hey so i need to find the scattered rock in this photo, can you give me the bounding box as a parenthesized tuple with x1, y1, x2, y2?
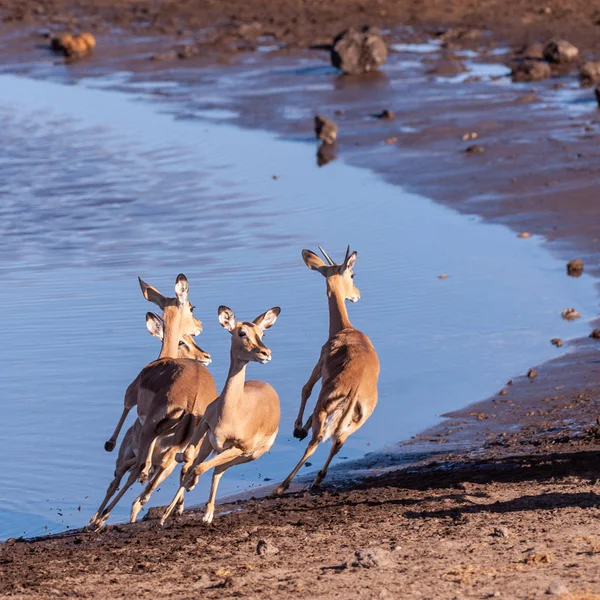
(543, 40, 579, 64)
(547, 581, 569, 596)
(347, 548, 395, 569)
(256, 539, 279, 556)
(374, 109, 394, 120)
(499, 388, 508, 396)
(511, 60, 551, 82)
(566, 258, 584, 276)
(176, 44, 197, 59)
(384, 136, 398, 145)
(50, 32, 96, 59)
(595, 84, 600, 107)
(465, 144, 484, 154)
(528, 368, 537, 379)
(314, 115, 338, 144)
(551, 338, 563, 348)
(523, 551, 552, 564)
(517, 232, 531, 238)
(561, 308, 581, 321)
(491, 526, 510, 538)
(589, 329, 600, 339)
(462, 132, 478, 141)
(427, 58, 467, 77)
(579, 62, 600, 86)
(330, 26, 387, 75)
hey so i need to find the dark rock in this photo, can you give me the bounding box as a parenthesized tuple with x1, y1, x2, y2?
(543, 40, 579, 64)
(528, 368, 537, 379)
(257, 539, 279, 556)
(347, 548, 395, 569)
(511, 60, 551, 82)
(589, 329, 600, 339)
(465, 144, 485, 154)
(374, 109, 394, 120)
(491, 526, 510, 538)
(515, 42, 544, 60)
(579, 62, 600, 86)
(567, 258, 584, 276)
(330, 26, 387, 75)
(551, 338, 564, 348)
(595, 84, 600, 107)
(314, 115, 338, 144)
(176, 44, 197, 59)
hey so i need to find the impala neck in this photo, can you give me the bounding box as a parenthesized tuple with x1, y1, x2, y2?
(158, 314, 182, 359)
(220, 350, 248, 408)
(328, 289, 352, 338)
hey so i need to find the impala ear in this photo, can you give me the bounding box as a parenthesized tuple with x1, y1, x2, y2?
(174, 274, 189, 304)
(139, 277, 167, 309)
(218, 306, 236, 332)
(145, 312, 164, 339)
(254, 307, 281, 331)
(302, 250, 327, 274)
(340, 251, 357, 274)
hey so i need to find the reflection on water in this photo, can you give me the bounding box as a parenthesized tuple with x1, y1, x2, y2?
(0, 74, 597, 539)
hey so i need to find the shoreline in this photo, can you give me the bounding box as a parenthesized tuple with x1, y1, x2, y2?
(2, 3, 600, 597)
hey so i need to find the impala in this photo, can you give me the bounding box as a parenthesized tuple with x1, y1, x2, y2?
(161, 305, 281, 525)
(276, 246, 379, 494)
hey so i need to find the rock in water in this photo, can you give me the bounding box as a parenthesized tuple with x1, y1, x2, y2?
(579, 62, 600, 86)
(595, 84, 600, 107)
(511, 60, 551, 82)
(314, 115, 338, 144)
(566, 258, 584, 276)
(331, 26, 387, 75)
(50, 32, 96, 59)
(543, 40, 579, 64)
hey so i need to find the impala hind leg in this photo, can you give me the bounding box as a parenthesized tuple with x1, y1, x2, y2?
(161, 446, 243, 526)
(105, 407, 132, 452)
(130, 460, 177, 523)
(311, 433, 348, 489)
(276, 409, 327, 495)
(89, 456, 136, 526)
(203, 455, 252, 524)
(94, 464, 142, 530)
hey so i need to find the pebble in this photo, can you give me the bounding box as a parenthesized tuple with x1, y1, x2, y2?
(517, 232, 532, 238)
(551, 338, 563, 348)
(561, 308, 581, 320)
(566, 258, 584, 276)
(527, 368, 537, 379)
(547, 581, 569, 596)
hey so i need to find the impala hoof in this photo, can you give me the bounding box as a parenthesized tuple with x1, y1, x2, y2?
(293, 427, 308, 440)
(175, 452, 185, 463)
(104, 440, 116, 452)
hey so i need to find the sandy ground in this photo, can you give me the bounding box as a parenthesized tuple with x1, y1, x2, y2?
(2, 0, 600, 598)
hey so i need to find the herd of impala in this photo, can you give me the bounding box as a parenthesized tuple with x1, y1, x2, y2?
(88, 245, 380, 530)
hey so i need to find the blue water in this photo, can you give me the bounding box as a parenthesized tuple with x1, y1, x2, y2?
(0, 73, 597, 539)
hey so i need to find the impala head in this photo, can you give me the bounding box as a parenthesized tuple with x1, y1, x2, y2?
(138, 273, 202, 339)
(302, 245, 359, 302)
(145, 312, 212, 365)
(218, 305, 281, 364)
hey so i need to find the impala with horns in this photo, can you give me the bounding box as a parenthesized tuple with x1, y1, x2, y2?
(90, 274, 217, 529)
(276, 245, 379, 494)
(89, 311, 212, 528)
(104, 277, 208, 453)
(161, 305, 281, 526)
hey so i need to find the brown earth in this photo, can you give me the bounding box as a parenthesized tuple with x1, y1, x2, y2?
(2, 0, 600, 598)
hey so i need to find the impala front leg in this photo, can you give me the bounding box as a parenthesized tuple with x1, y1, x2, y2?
(294, 361, 321, 439)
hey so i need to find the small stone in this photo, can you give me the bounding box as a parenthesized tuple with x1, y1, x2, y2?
(384, 137, 398, 145)
(511, 60, 551, 82)
(590, 329, 600, 339)
(438, 274, 449, 279)
(499, 388, 508, 396)
(272, 175, 279, 180)
(462, 132, 478, 141)
(314, 115, 338, 144)
(257, 539, 279, 556)
(528, 368, 537, 379)
(347, 548, 395, 569)
(595, 84, 600, 107)
(543, 40, 579, 64)
(515, 42, 545, 60)
(331, 26, 388, 75)
(566, 258, 584, 276)
(561, 308, 581, 321)
(547, 581, 569, 596)
(465, 144, 484, 154)
(517, 232, 532, 238)
(491, 526, 510, 538)
(151, 52, 178, 61)
(551, 338, 563, 348)
(374, 109, 394, 120)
